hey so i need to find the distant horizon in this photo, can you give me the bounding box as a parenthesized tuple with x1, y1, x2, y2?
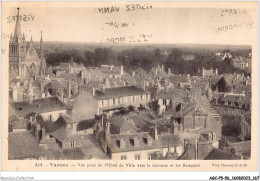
(31, 40, 252, 48)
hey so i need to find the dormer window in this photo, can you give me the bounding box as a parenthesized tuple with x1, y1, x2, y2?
(208, 133, 212, 141)
(130, 137, 140, 147)
(18, 106, 23, 111)
(143, 136, 152, 146)
(212, 132, 217, 141)
(116, 138, 125, 149)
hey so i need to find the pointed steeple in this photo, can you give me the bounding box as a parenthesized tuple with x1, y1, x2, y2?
(39, 31, 44, 58)
(14, 7, 22, 42)
(29, 35, 34, 48)
(40, 31, 43, 52)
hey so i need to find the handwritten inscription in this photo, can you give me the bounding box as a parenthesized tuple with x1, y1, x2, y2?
(101, 34, 152, 44)
(1, 33, 11, 39)
(98, 6, 119, 14)
(6, 14, 35, 23)
(104, 22, 129, 28)
(220, 9, 247, 16)
(97, 3, 153, 14)
(2, 48, 6, 55)
(213, 21, 255, 33)
(126, 3, 153, 11)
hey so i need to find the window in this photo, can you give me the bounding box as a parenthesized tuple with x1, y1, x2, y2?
(135, 154, 141, 160)
(212, 132, 216, 141)
(121, 155, 127, 160)
(133, 96, 135, 102)
(208, 133, 212, 141)
(70, 142, 75, 148)
(101, 100, 104, 107)
(148, 154, 153, 160)
(163, 99, 166, 105)
(113, 99, 116, 105)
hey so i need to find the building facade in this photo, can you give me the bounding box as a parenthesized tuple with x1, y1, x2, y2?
(9, 8, 47, 81)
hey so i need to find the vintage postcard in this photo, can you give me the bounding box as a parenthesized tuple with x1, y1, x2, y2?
(1, 1, 258, 172)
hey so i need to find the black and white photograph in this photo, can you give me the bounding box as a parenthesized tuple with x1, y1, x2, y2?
(1, 1, 258, 174)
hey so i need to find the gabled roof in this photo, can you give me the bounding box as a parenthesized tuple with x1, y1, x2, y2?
(12, 118, 28, 130)
(94, 86, 149, 100)
(110, 116, 139, 134)
(109, 133, 182, 153)
(50, 127, 70, 142)
(169, 75, 188, 87)
(8, 131, 46, 159)
(205, 149, 239, 160)
(11, 96, 67, 117)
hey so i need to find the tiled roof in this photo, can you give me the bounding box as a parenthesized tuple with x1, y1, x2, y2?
(179, 144, 196, 160)
(169, 75, 188, 87)
(204, 149, 239, 160)
(8, 131, 46, 159)
(11, 96, 67, 117)
(12, 118, 28, 129)
(109, 133, 182, 153)
(45, 81, 66, 90)
(110, 116, 139, 134)
(94, 86, 149, 100)
(49, 127, 70, 142)
(220, 95, 249, 104)
(60, 113, 76, 124)
(36, 115, 59, 133)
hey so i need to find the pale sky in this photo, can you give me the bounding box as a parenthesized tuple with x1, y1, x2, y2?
(5, 2, 257, 45)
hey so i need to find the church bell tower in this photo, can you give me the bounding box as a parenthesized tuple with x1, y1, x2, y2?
(9, 7, 27, 80)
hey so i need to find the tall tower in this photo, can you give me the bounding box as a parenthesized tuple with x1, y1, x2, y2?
(39, 31, 44, 58)
(9, 7, 27, 80)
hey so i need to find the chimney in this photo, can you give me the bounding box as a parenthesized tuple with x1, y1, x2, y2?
(101, 115, 104, 128)
(162, 64, 164, 71)
(29, 95, 33, 105)
(35, 124, 41, 141)
(72, 123, 77, 134)
(168, 68, 171, 75)
(180, 103, 183, 117)
(215, 68, 218, 75)
(41, 127, 46, 143)
(154, 125, 158, 140)
(67, 81, 71, 98)
(120, 65, 124, 76)
(132, 71, 135, 77)
(41, 92, 45, 98)
(187, 74, 190, 81)
(143, 80, 146, 90)
(92, 86, 95, 96)
(106, 121, 111, 135)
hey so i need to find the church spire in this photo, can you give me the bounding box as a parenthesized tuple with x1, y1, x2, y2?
(39, 31, 44, 58)
(14, 7, 22, 42)
(40, 31, 43, 51)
